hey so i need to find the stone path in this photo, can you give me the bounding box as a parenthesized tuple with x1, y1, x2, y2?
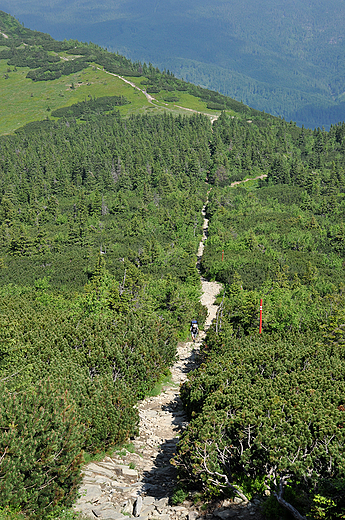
(74, 195, 263, 520)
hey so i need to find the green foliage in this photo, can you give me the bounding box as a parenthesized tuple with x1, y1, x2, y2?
(175, 325, 345, 516)
(172, 113, 345, 519)
(0, 16, 345, 519)
(171, 488, 189, 505)
(0, 380, 84, 517)
(0, 109, 209, 516)
(26, 58, 89, 81)
(308, 480, 345, 519)
(201, 114, 345, 293)
(0, 506, 26, 520)
(51, 95, 130, 119)
(4, 3, 345, 127)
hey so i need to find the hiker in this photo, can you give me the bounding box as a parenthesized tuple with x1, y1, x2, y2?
(190, 319, 199, 342)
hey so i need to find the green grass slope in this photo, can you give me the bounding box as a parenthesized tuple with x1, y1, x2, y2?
(1, 1, 345, 128)
(0, 10, 274, 135)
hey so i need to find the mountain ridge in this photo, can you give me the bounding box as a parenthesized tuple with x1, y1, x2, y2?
(0, 10, 275, 136)
(1, 0, 345, 128)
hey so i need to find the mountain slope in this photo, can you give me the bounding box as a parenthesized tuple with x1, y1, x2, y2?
(0, 12, 345, 520)
(1, 0, 345, 128)
(0, 11, 274, 135)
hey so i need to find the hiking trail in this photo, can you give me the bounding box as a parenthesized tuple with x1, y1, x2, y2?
(74, 192, 263, 520)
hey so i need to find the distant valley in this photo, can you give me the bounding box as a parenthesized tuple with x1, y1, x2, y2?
(1, 0, 345, 128)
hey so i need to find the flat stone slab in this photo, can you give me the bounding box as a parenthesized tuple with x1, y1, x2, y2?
(101, 512, 127, 520)
(97, 462, 121, 473)
(88, 463, 118, 479)
(95, 476, 113, 484)
(214, 510, 237, 519)
(76, 484, 102, 502)
(112, 485, 133, 493)
(92, 506, 128, 519)
(142, 496, 155, 506)
(154, 497, 169, 509)
(122, 467, 138, 481)
(141, 505, 156, 516)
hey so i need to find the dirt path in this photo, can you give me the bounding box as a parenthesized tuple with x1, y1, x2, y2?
(96, 69, 219, 124)
(173, 105, 219, 124)
(197, 192, 222, 331)
(97, 68, 157, 104)
(230, 174, 267, 187)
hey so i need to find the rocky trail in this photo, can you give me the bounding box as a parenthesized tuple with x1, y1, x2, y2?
(75, 196, 264, 520)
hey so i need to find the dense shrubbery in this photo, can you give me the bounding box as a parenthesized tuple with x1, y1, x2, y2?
(0, 260, 180, 449)
(0, 111, 211, 287)
(7, 48, 60, 68)
(208, 112, 345, 187)
(176, 315, 345, 518)
(26, 58, 89, 81)
(176, 219, 345, 517)
(0, 381, 84, 517)
(0, 111, 210, 516)
(174, 115, 345, 519)
(201, 184, 344, 291)
(51, 96, 130, 119)
(1, 19, 345, 517)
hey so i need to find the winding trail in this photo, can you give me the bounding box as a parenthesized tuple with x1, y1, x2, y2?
(74, 194, 222, 520)
(73, 106, 266, 517)
(173, 105, 219, 124)
(97, 68, 156, 104)
(96, 68, 219, 123)
(74, 184, 265, 520)
(230, 174, 267, 187)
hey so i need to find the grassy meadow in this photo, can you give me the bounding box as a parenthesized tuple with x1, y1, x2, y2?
(0, 56, 224, 135)
(0, 62, 156, 134)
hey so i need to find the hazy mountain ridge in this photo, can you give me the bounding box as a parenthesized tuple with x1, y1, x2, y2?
(0, 10, 275, 135)
(1, 0, 345, 127)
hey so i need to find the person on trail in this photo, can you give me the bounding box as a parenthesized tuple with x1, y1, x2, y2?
(190, 319, 199, 342)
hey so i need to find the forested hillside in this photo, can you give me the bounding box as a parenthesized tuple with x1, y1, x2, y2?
(0, 12, 344, 520)
(2, 0, 345, 128)
(175, 114, 345, 519)
(0, 110, 211, 517)
(0, 10, 266, 135)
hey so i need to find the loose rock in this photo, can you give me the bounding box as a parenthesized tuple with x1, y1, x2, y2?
(133, 496, 143, 517)
(74, 197, 263, 520)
